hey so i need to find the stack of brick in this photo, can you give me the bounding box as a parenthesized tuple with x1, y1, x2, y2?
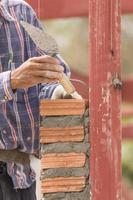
(40, 99, 89, 200)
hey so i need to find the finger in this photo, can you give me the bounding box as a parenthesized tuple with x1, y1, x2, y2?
(33, 63, 64, 72)
(33, 76, 59, 84)
(31, 70, 63, 80)
(30, 55, 59, 65)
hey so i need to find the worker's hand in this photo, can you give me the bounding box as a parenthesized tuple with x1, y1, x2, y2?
(11, 55, 64, 90)
(51, 85, 82, 99)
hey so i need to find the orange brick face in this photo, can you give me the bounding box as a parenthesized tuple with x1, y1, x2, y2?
(40, 126, 84, 143)
(41, 177, 86, 193)
(41, 153, 86, 169)
(40, 99, 85, 116)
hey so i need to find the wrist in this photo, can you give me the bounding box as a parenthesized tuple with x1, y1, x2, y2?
(10, 71, 18, 90)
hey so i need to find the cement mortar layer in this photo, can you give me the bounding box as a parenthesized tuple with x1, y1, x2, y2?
(41, 109, 89, 129)
(41, 140, 89, 155)
(42, 185, 90, 200)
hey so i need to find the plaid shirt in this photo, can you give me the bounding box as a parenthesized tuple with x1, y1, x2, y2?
(0, 0, 70, 189)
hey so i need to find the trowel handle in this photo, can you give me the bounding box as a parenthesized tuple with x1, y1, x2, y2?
(59, 74, 76, 95)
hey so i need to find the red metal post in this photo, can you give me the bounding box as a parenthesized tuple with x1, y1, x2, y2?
(27, 0, 88, 19)
(27, 0, 133, 19)
(89, 0, 122, 200)
(122, 0, 133, 14)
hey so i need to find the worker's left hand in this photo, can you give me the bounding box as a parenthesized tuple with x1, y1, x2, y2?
(51, 85, 82, 99)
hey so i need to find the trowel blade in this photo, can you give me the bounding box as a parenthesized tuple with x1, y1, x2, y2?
(20, 20, 59, 56)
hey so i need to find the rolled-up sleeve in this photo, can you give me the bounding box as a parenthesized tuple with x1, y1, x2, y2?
(0, 71, 14, 103)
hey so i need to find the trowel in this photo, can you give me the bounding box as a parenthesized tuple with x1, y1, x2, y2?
(20, 20, 82, 99)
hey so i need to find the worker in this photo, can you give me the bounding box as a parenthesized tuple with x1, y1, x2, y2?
(0, 0, 81, 199)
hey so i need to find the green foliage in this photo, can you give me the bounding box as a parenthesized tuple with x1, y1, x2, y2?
(122, 141, 133, 185)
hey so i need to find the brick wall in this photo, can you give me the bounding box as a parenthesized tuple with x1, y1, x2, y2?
(40, 99, 89, 200)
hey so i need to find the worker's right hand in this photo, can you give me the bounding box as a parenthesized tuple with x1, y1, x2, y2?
(11, 55, 64, 90)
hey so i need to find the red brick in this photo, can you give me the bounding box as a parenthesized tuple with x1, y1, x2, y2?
(41, 153, 86, 169)
(40, 99, 85, 116)
(41, 176, 86, 193)
(40, 126, 84, 143)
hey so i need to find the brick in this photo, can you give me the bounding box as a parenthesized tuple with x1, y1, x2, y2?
(41, 176, 86, 193)
(40, 99, 85, 116)
(41, 153, 86, 169)
(40, 126, 84, 143)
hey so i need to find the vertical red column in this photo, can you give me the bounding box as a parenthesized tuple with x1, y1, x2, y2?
(27, 0, 39, 17)
(89, 0, 121, 200)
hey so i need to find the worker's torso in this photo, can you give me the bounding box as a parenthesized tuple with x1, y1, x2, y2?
(0, 1, 40, 155)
